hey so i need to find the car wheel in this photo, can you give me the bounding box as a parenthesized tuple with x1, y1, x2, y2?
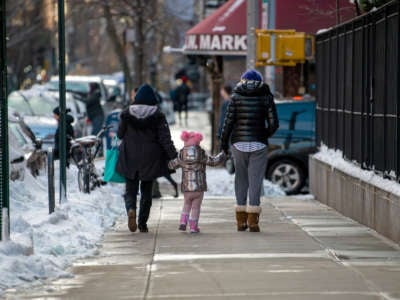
(266, 159, 305, 195)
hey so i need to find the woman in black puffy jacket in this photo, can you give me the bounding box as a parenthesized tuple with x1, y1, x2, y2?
(220, 69, 279, 233)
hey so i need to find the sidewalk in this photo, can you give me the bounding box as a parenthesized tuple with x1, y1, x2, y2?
(5, 195, 400, 299)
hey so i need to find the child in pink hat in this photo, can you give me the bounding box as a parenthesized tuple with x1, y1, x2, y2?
(169, 131, 225, 233)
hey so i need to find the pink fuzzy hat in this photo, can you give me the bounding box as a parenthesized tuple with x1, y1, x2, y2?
(180, 131, 203, 146)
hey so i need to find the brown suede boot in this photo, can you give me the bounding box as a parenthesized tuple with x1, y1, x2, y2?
(128, 209, 137, 232)
(235, 205, 248, 231)
(247, 206, 262, 232)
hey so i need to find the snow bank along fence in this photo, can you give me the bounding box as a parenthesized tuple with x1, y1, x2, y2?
(312, 0, 400, 243)
(316, 0, 400, 180)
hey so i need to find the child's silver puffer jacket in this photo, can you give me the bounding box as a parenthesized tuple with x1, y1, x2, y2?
(169, 145, 225, 192)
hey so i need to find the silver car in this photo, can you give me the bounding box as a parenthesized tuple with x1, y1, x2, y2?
(8, 90, 58, 150)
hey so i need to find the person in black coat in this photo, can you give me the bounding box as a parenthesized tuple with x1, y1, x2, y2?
(53, 106, 75, 165)
(220, 69, 279, 233)
(85, 82, 105, 135)
(116, 83, 177, 233)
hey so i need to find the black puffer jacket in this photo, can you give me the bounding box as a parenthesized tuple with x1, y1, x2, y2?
(220, 80, 279, 152)
(116, 105, 177, 181)
(54, 113, 75, 159)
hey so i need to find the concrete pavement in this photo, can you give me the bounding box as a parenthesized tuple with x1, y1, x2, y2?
(5, 194, 400, 299)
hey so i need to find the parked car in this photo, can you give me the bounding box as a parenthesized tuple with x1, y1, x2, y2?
(8, 90, 58, 150)
(225, 99, 316, 195)
(47, 75, 116, 115)
(8, 110, 47, 179)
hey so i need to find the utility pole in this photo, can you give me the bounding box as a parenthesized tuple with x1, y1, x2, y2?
(58, 0, 67, 203)
(247, 0, 259, 69)
(0, 0, 9, 241)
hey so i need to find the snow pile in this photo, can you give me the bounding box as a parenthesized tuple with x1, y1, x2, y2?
(0, 164, 125, 295)
(313, 145, 400, 196)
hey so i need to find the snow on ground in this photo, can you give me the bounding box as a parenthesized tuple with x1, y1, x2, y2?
(1, 158, 284, 295)
(313, 144, 400, 196)
(0, 163, 125, 295)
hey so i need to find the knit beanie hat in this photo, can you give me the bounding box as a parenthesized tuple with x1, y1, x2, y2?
(134, 83, 158, 106)
(53, 106, 71, 115)
(241, 69, 263, 82)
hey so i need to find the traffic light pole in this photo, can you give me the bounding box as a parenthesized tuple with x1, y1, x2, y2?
(246, 0, 259, 69)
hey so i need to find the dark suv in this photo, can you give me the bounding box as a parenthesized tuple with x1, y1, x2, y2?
(225, 99, 316, 195)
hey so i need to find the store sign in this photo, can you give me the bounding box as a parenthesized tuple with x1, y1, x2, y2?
(185, 34, 247, 51)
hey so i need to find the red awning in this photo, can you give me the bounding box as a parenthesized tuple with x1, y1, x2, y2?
(184, 0, 260, 56)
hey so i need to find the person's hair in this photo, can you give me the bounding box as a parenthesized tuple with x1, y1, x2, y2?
(89, 82, 100, 93)
(223, 85, 232, 95)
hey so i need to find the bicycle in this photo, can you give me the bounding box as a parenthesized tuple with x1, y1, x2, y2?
(70, 126, 110, 193)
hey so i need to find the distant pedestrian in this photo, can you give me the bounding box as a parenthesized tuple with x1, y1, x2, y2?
(169, 131, 225, 233)
(116, 83, 177, 233)
(217, 84, 233, 139)
(220, 69, 279, 232)
(174, 76, 191, 126)
(85, 82, 105, 135)
(53, 107, 75, 166)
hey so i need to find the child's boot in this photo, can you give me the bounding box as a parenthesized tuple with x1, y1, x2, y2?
(179, 213, 189, 231)
(189, 219, 200, 233)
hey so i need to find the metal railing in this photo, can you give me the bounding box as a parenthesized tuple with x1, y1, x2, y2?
(316, 0, 400, 180)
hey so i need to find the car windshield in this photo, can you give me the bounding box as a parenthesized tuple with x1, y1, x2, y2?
(28, 95, 56, 115)
(8, 93, 32, 115)
(9, 122, 28, 148)
(48, 80, 89, 94)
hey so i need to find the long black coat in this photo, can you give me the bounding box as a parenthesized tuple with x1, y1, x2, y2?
(116, 105, 177, 181)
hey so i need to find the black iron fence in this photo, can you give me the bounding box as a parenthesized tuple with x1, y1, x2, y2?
(316, 0, 400, 180)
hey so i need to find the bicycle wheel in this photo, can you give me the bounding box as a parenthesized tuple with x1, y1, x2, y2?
(78, 166, 91, 193)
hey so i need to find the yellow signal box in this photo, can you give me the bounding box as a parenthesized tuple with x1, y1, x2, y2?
(275, 32, 315, 63)
(255, 29, 315, 66)
(256, 30, 271, 66)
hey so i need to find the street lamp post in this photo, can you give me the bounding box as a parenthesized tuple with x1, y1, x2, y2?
(58, 0, 67, 203)
(247, 0, 259, 69)
(0, 0, 9, 241)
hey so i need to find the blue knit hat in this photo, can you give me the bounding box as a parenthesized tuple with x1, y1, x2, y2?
(134, 84, 158, 105)
(241, 69, 263, 82)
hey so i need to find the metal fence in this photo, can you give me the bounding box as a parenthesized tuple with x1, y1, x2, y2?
(316, 0, 400, 180)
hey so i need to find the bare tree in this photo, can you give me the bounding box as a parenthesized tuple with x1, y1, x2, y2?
(6, 0, 53, 88)
(68, 0, 185, 90)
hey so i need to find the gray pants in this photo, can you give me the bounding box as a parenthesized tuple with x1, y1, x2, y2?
(232, 146, 268, 206)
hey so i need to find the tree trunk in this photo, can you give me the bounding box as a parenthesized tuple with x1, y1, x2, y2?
(209, 56, 223, 154)
(102, 2, 133, 98)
